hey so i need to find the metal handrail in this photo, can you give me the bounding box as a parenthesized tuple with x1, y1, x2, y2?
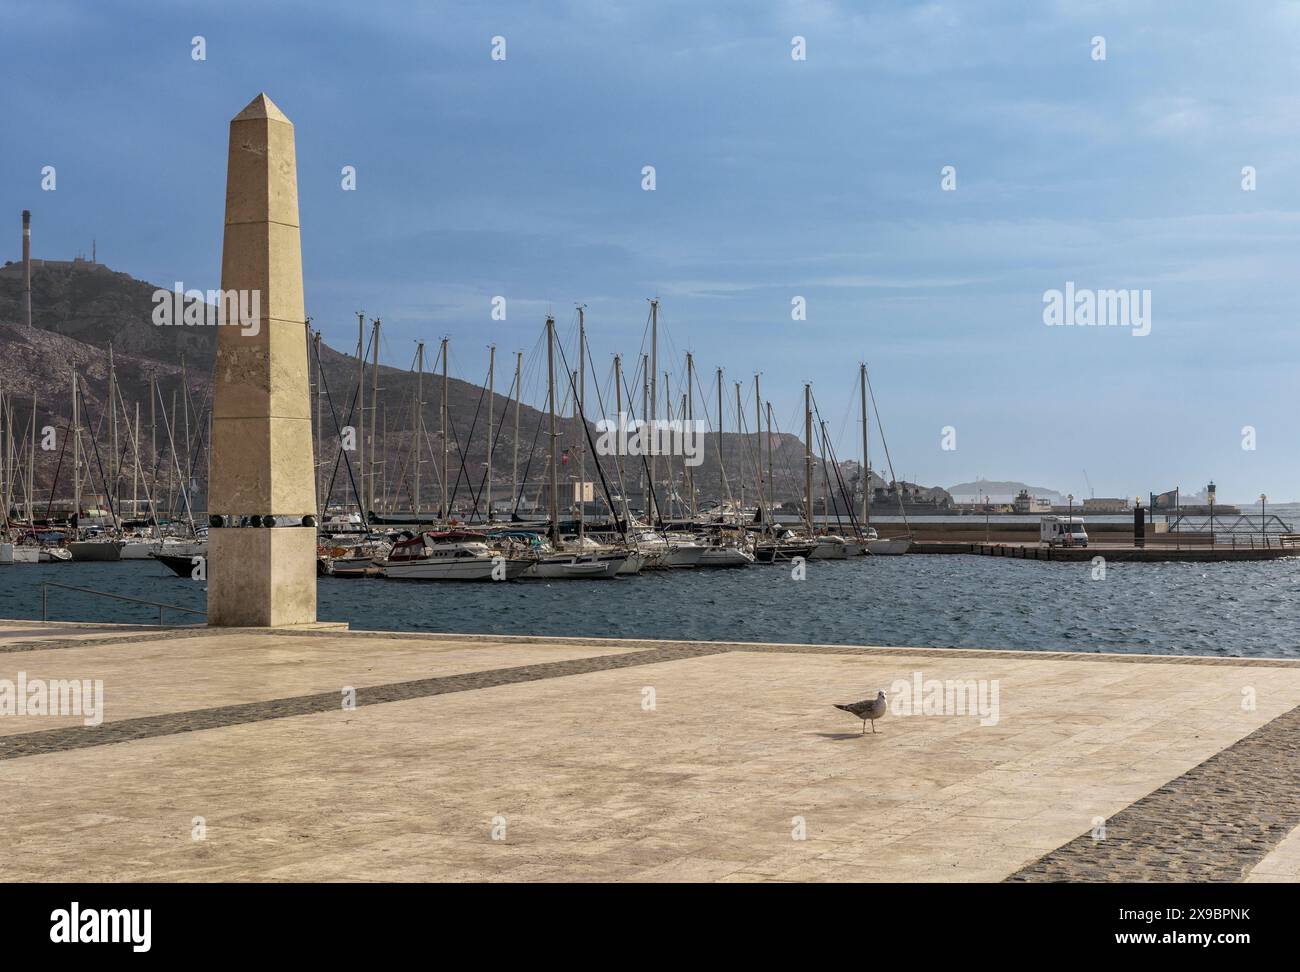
(40, 582, 207, 626)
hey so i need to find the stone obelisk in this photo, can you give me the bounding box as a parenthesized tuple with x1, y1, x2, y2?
(208, 93, 317, 626)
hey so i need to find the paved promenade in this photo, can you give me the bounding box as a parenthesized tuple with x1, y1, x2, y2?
(2, 620, 1298, 882)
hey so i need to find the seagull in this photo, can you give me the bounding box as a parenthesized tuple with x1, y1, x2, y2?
(834, 691, 888, 734)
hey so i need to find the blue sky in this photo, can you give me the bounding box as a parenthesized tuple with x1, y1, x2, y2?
(3, 0, 1299, 502)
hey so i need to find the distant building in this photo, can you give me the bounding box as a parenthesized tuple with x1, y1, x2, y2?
(1082, 497, 1130, 513)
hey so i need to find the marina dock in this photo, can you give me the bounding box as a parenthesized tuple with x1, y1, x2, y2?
(914, 541, 1300, 562)
(3, 619, 1299, 882)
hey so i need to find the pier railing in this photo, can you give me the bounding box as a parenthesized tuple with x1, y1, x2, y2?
(1218, 533, 1300, 550)
(40, 582, 207, 626)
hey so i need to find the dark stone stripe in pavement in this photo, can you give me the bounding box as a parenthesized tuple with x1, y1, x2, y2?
(0, 628, 222, 654)
(1006, 702, 1300, 883)
(0, 643, 729, 761)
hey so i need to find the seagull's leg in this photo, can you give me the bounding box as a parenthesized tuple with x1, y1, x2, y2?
(871, 719, 877, 733)
(861, 719, 866, 734)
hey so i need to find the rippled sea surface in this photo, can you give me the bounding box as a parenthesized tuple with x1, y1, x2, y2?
(4, 555, 1299, 659)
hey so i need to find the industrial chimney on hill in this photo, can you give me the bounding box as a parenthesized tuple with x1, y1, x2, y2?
(22, 210, 32, 328)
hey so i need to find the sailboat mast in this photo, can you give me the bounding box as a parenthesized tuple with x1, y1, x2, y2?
(572, 368, 581, 538)
(132, 401, 140, 521)
(487, 343, 495, 519)
(860, 362, 870, 529)
(414, 340, 424, 525)
(368, 318, 381, 518)
(0, 392, 8, 531)
(512, 351, 521, 517)
(753, 374, 763, 521)
(686, 352, 696, 522)
(440, 336, 449, 524)
(380, 403, 388, 513)
(180, 351, 190, 506)
(665, 371, 673, 519)
(715, 367, 723, 520)
(168, 387, 177, 516)
(614, 353, 623, 512)
(734, 381, 743, 511)
(355, 312, 365, 516)
(71, 367, 80, 533)
(313, 330, 322, 512)
(545, 317, 560, 546)
(648, 299, 658, 525)
(641, 354, 649, 506)
(149, 373, 156, 507)
(108, 345, 118, 513)
(820, 419, 831, 526)
(765, 400, 774, 521)
(804, 383, 814, 535)
(0, 392, 8, 529)
(27, 390, 35, 525)
(576, 308, 585, 543)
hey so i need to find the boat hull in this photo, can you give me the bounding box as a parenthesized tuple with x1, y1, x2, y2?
(810, 541, 852, 559)
(697, 546, 755, 567)
(67, 540, 124, 562)
(380, 557, 531, 581)
(0, 544, 40, 565)
(667, 545, 705, 568)
(867, 538, 912, 555)
(637, 546, 674, 570)
(525, 553, 627, 579)
(331, 556, 379, 578)
(754, 543, 816, 563)
(122, 540, 208, 560)
(615, 551, 645, 575)
(151, 552, 205, 578)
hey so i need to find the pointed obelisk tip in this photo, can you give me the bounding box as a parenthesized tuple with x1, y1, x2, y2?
(233, 92, 290, 123)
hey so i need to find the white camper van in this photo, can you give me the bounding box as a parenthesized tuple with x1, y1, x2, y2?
(1040, 516, 1088, 547)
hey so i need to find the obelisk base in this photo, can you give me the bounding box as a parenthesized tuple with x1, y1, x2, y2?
(208, 529, 318, 627)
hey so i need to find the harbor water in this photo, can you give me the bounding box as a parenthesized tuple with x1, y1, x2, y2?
(3, 556, 1298, 659)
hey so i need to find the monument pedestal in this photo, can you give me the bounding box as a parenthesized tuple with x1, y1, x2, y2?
(208, 529, 317, 627)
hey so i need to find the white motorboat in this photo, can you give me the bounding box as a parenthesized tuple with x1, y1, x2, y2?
(379, 531, 531, 581)
(40, 547, 72, 563)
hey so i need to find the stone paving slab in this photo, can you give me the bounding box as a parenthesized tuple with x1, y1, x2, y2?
(2, 624, 1299, 882)
(1244, 820, 1300, 882)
